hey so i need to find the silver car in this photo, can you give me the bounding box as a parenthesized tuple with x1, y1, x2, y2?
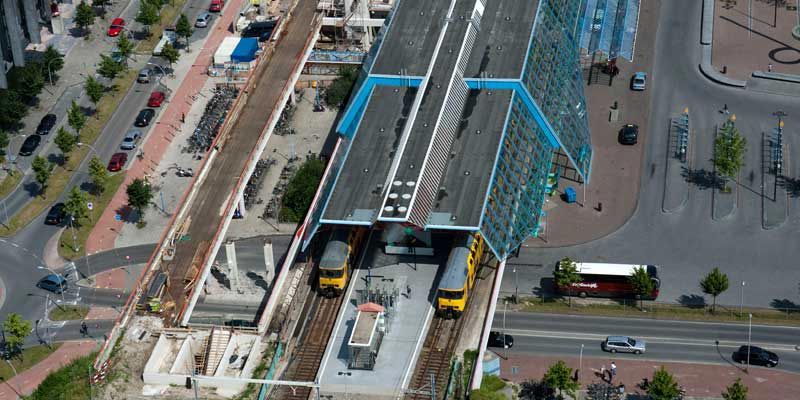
(120, 129, 142, 150)
(195, 12, 211, 28)
(602, 336, 646, 354)
(137, 68, 151, 84)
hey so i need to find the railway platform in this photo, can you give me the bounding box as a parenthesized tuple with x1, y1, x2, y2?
(317, 246, 447, 398)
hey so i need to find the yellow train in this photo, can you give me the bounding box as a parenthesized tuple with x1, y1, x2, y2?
(318, 229, 365, 297)
(436, 233, 485, 318)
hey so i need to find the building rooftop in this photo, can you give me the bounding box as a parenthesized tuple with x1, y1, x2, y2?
(464, 0, 540, 79)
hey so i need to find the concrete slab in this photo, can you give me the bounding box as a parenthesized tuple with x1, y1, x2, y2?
(318, 247, 447, 398)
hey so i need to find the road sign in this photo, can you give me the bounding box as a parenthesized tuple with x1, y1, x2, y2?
(87, 202, 94, 210)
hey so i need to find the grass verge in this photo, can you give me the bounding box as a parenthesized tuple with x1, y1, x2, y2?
(48, 305, 90, 321)
(25, 352, 96, 400)
(0, 344, 62, 381)
(519, 297, 800, 326)
(0, 170, 22, 199)
(136, 0, 189, 54)
(58, 173, 127, 260)
(0, 69, 137, 238)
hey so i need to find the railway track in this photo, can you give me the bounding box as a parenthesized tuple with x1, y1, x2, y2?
(406, 316, 465, 400)
(272, 294, 344, 400)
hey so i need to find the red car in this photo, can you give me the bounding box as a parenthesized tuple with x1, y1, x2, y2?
(209, 0, 224, 12)
(147, 91, 166, 107)
(107, 152, 128, 172)
(107, 18, 125, 37)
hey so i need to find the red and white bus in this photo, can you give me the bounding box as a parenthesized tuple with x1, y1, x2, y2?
(555, 262, 660, 300)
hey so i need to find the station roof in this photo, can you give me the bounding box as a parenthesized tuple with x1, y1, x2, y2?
(323, 0, 539, 229)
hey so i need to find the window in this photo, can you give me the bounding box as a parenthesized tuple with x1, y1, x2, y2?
(439, 289, 464, 299)
(320, 268, 344, 278)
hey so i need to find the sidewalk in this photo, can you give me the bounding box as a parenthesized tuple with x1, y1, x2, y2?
(499, 354, 800, 400)
(0, 340, 96, 400)
(86, 0, 250, 254)
(712, 0, 800, 81)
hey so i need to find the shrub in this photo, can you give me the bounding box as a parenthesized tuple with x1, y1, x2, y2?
(280, 158, 325, 222)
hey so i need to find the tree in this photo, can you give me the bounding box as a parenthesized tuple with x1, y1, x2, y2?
(554, 257, 581, 306)
(160, 42, 180, 69)
(126, 178, 154, 221)
(117, 34, 135, 66)
(8, 62, 44, 102)
(543, 360, 578, 400)
(88, 156, 109, 195)
(74, 1, 96, 37)
(629, 266, 655, 310)
(648, 367, 680, 400)
(714, 118, 747, 191)
(67, 100, 86, 139)
(0, 89, 28, 130)
(2, 313, 31, 359)
(176, 14, 193, 47)
(84, 76, 105, 110)
(31, 156, 53, 194)
(135, 2, 160, 36)
(722, 378, 748, 400)
(64, 186, 89, 226)
(54, 127, 77, 163)
(700, 267, 729, 314)
(42, 45, 64, 84)
(324, 66, 358, 108)
(97, 54, 125, 80)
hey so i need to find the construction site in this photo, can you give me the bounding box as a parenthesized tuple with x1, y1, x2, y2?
(87, 0, 600, 398)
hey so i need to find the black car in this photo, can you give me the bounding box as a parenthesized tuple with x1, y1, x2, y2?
(733, 346, 779, 367)
(18, 135, 41, 156)
(36, 114, 57, 135)
(44, 203, 66, 225)
(618, 123, 639, 145)
(134, 108, 156, 127)
(487, 331, 514, 349)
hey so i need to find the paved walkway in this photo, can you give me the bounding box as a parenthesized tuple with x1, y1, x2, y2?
(499, 354, 800, 400)
(525, 0, 661, 248)
(0, 340, 96, 400)
(712, 0, 800, 81)
(86, 0, 249, 254)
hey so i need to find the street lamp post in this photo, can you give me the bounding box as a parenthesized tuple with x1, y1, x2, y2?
(147, 62, 170, 93)
(746, 313, 753, 372)
(579, 343, 584, 380)
(503, 299, 508, 360)
(740, 281, 745, 317)
(45, 58, 60, 86)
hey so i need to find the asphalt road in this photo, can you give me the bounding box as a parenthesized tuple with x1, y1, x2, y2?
(507, 0, 800, 309)
(0, 0, 218, 331)
(495, 312, 800, 374)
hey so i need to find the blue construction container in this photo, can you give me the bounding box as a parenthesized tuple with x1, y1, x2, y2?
(564, 187, 577, 203)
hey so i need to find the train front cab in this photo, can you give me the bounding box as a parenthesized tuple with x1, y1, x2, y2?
(436, 234, 485, 319)
(318, 229, 365, 297)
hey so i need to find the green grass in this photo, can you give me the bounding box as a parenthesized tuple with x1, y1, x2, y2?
(48, 305, 90, 321)
(0, 169, 22, 199)
(0, 69, 137, 238)
(58, 172, 127, 260)
(520, 297, 800, 326)
(25, 352, 96, 400)
(0, 344, 62, 381)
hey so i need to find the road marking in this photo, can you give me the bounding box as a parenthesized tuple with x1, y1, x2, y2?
(503, 328, 800, 352)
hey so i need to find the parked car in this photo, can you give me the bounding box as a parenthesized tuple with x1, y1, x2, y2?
(137, 68, 151, 84)
(195, 12, 211, 28)
(487, 331, 514, 349)
(631, 72, 647, 91)
(36, 114, 57, 135)
(44, 203, 66, 225)
(110, 47, 125, 64)
(602, 336, 646, 354)
(107, 152, 128, 172)
(147, 91, 166, 107)
(107, 18, 125, 37)
(209, 0, 225, 12)
(18, 135, 41, 156)
(120, 129, 142, 150)
(37, 274, 67, 294)
(134, 109, 156, 127)
(733, 346, 779, 367)
(618, 124, 639, 145)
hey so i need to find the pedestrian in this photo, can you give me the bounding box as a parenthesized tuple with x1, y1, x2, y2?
(723, 104, 729, 114)
(610, 361, 617, 381)
(406, 284, 412, 297)
(80, 321, 88, 337)
(181, 112, 186, 123)
(768, 63, 773, 72)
